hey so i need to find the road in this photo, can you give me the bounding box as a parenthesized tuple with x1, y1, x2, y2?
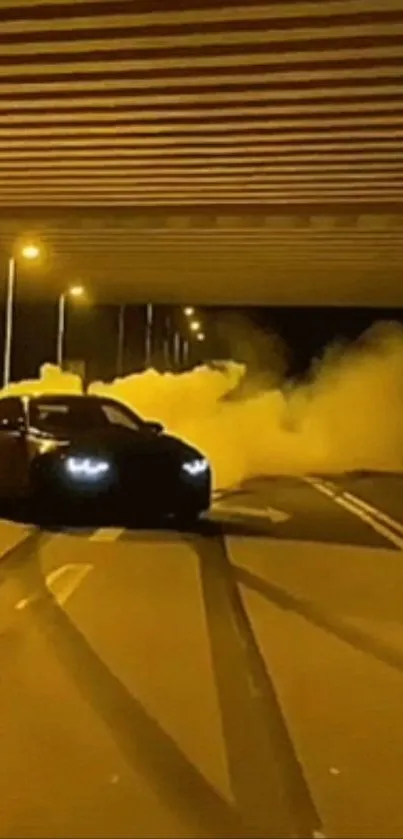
(1, 473, 403, 838)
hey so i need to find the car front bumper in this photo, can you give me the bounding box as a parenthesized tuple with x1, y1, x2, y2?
(42, 458, 212, 517)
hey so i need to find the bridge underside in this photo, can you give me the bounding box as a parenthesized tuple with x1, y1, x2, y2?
(2, 207, 403, 305)
(0, 1, 402, 305)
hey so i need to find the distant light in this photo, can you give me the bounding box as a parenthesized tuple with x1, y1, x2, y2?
(190, 320, 201, 332)
(184, 306, 194, 317)
(197, 332, 205, 342)
(21, 244, 40, 260)
(69, 285, 85, 299)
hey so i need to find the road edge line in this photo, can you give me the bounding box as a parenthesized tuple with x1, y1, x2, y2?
(342, 491, 403, 538)
(305, 478, 403, 550)
(314, 479, 403, 539)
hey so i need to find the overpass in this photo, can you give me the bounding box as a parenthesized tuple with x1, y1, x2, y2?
(0, 0, 402, 305)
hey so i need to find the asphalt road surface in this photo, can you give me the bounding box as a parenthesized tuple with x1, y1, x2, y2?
(2, 473, 403, 838)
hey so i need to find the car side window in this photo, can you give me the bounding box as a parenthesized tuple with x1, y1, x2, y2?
(0, 398, 24, 431)
(101, 403, 141, 432)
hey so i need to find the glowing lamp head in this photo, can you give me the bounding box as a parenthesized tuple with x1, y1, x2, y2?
(69, 285, 85, 299)
(21, 244, 40, 261)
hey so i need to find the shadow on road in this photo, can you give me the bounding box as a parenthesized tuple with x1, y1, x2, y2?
(236, 565, 403, 677)
(7, 533, 260, 839)
(2, 469, 402, 553)
(194, 533, 322, 839)
(0, 497, 280, 540)
(4, 525, 322, 838)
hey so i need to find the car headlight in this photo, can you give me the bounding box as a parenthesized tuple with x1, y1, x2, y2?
(181, 458, 209, 477)
(65, 456, 111, 480)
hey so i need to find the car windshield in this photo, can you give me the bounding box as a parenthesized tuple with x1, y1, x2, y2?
(29, 398, 143, 434)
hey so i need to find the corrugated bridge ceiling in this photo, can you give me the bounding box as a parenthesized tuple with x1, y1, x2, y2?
(0, 0, 402, 304)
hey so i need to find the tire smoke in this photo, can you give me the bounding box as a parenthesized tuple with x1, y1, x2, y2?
(4, 321, 403, 488)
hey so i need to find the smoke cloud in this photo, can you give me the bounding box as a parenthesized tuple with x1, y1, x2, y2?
(4, 321, 403, 488)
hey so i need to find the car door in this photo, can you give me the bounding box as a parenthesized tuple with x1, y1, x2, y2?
(0, 397, 30, 497)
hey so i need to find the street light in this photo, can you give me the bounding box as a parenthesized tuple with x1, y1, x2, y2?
(190, 320, 201, 332)
(57, 285, 85, 368)
(21, 244, 40, 261)
(3, 243, 40, 389)
(184, 306, 194, 317)
(197, 332, 205, 342)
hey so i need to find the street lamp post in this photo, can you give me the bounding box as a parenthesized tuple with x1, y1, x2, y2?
(116, 304, 125, 377)
(56, 292, 66, 369)
(181, 307, 206, 368)
(3, 257, 16, 391)
(145, 302, 153, 368)
(3, 244, 40, 389)
(163, 313, 171, 370)
(183, 337, 189, 367)
(173, 330, 181, 369)
(57, 285, 84, 369)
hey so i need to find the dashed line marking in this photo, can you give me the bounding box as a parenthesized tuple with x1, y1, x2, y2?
(15, 562, 93, 610)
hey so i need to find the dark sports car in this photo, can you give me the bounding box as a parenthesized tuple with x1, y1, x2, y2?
(0, 394, 211, 523)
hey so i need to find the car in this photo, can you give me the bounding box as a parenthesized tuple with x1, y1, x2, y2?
(0, 393, 211, 524)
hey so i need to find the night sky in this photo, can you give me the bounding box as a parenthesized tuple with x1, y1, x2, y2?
(4, 296, 403, 386)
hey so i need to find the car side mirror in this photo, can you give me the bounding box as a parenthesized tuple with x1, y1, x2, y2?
(145, 420, 163, 434)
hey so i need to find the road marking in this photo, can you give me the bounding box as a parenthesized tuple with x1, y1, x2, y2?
(211, 503, 290, 523)
(46, 563, 93, 604)
(342, 491, 403, 538)
(15, 597, 30, 611)
(15, 562, 92, 611)
(306, 478, 403, 550)
(0, 519, 34, 562)
(311, 478, 403, 539)
(89, 527, 125, 542)
(213, 485, 241, 500)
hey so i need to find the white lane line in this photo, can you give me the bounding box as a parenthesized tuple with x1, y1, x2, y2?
(342, 491, 403, 538)
(89, 528, 125, 542)
(15, 597, 31, 611)
(46, 563, 93, 605)
(306, 477, 403, 550)
(312, 478, 403, 539)
(211, 503, 290, 523)
(15, 562, 93, 610)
